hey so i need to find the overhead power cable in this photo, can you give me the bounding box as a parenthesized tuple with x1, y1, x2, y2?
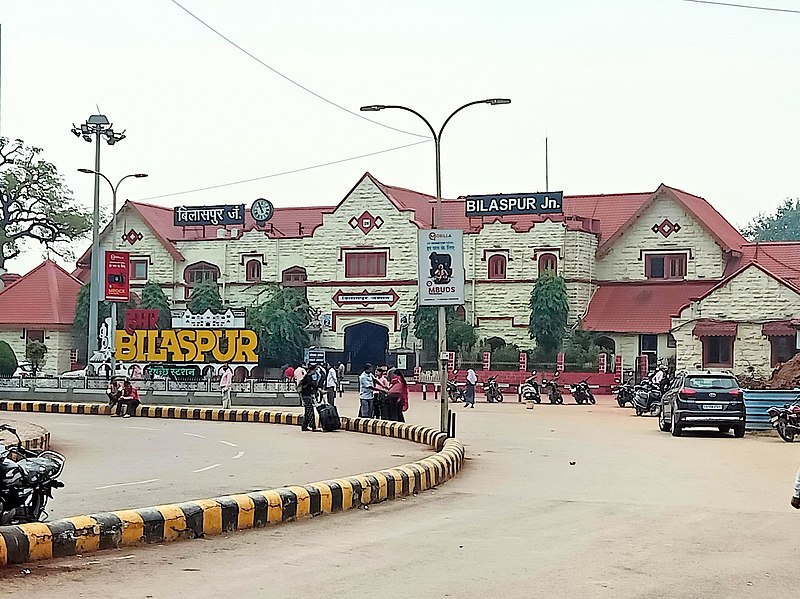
(168, 0, 430, 139)
(677, 0, 800, 14)
(136, 139, 431, 201)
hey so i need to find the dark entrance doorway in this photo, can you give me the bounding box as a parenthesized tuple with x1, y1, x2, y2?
(344, 322, 389, 373)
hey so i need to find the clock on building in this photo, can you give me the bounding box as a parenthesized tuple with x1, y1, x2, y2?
(251, 198, 274, 223)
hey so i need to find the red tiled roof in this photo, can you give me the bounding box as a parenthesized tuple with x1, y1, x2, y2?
(763, 320, 795, 337)
(725, 242, 800, 288)
(582, 280, 718, 333)
(693, 320, 737, 337)
(0, 260, 82, 326)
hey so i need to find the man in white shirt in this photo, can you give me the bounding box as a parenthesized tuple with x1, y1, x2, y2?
(325, 363, 338, 406)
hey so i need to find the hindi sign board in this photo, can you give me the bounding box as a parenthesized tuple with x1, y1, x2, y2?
(173, 204, 246, 227)
(104, 250, 130, 302)
(464, 192, 564, 217)
(417, 229, 465, 306)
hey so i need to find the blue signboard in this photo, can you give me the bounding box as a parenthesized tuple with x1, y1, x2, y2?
(464, 192, 564, 217)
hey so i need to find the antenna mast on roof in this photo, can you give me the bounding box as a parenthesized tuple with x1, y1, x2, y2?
(545, 136, 549, 192)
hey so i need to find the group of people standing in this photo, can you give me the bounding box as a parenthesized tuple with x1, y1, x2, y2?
(358, 363, 409, 422)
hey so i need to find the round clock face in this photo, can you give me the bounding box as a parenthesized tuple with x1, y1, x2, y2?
(251, 198, 274, 222)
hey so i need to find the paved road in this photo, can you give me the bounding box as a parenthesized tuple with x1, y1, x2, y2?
(4, 394, 800, 598)
(0, 408, 429, 520)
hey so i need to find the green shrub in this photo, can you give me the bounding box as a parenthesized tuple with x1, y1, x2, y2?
(0, 340, 17, 377)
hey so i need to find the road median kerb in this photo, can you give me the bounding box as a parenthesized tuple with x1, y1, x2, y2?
(0, 401, 465, 567)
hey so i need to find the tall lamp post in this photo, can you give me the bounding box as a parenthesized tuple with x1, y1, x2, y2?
(71, 115, 127, 372)
(360, 99, 511, 432)
(77, 170, 148, 376)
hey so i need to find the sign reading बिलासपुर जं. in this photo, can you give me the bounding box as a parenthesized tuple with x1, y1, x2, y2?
(173, 204, 246, 227)
(464, 192, 564, 217)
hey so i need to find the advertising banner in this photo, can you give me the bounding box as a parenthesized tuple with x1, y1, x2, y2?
(104, 250, 130, 302)
(173, 204, 246, 227)
(417, 229, 465, 306)
(464, 192, 563, 217)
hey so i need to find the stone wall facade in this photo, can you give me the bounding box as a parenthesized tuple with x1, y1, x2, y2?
(0, 329, 73, 375)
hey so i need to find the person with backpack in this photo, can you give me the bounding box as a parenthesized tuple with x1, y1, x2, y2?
(299, 364, 320, 431)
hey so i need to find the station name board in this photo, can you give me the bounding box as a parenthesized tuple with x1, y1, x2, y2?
(173, 204, 246, 227)
(464, 192, 564, 217)
(115, 329, 258, 363)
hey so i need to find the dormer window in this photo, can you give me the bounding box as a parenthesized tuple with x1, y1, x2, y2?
(645, 253, 687, 279)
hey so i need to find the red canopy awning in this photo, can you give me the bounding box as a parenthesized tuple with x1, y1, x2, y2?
(693, 320, 738, 337)
(762, 320, 795, 337)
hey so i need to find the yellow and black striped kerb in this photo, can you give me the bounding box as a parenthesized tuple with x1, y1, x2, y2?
(0, 401, 465, 567)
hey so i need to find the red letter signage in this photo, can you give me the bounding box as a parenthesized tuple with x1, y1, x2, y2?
(104, 250, 130, 302)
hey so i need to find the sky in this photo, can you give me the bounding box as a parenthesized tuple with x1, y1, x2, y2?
(2, 0, 799, 275)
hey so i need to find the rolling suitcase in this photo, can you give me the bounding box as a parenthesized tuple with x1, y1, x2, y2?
(317, 403, 341, 432)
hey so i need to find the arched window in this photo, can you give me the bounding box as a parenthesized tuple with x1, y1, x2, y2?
(455, 306, 466, 321)
(538, 253, 558, 275)
(184, 261, 220, 286)
(282, 266, 307, 287)
(245, 259, 262, 282)
(488, 254, 507, 279)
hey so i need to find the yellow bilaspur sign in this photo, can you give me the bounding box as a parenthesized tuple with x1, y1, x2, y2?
(115, 329, 258, 363)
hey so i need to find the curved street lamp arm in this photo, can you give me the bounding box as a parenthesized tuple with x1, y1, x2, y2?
(113, 174, 140, 199)
(438, 100, 491, 141)
(379, 105, 438, 142)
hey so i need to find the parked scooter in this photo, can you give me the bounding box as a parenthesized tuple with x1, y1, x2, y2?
(447, 379, 465, 403)
(484, 376, 504, 403)
(768, 401, 800, 442)
(612, 380, 635, 408)
(632, 381, 662, 416)
(520, 372, 541, 404)
(570, 379, 596, 405)
(540, 373, 564, 404)
(0, 423, 65, 525)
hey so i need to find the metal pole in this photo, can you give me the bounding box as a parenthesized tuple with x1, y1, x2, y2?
(87, 130, 102, 370)
(435, 137, 449, 433)
(110, 184, 118, 378)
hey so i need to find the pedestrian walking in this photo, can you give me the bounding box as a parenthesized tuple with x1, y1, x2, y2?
(387, 370, 409, 422)
(325, 362, 338, 406)
(464, 368, 477, 408)
(219, 363, 233, 409)
(358, 364, 375, 418)
(299, 364, 320, 431)
(337, 362, 345, 396)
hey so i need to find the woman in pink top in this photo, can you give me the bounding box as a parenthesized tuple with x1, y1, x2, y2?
(388, 370, 409, 422)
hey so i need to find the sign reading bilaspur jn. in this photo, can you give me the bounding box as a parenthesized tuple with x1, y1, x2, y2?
(417, 229, 465, 306)
(173, 204, 246, 227)
(464, 192, 564, 217)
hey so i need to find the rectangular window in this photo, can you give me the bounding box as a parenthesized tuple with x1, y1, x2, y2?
(131, 259, 148, 280)
(640, 334, 658, 353)
(771, 336, 798, 367)
(702, 336, 733, 368)
(26, 330, 45, 343)
(645, 254, 687, 279)
(345, 252, 387, 278)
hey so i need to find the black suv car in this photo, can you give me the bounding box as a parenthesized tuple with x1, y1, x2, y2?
(658, 370, 746, 438)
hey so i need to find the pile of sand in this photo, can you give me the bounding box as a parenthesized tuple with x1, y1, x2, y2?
(736, 352, 800, 390)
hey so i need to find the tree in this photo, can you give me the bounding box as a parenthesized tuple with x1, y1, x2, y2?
(140, 282, 172, 329)
(529, 271, 569, 360)
(187, 280, 223, 314)
(26, 340, 47, 376)
(743, 198, 800, 241)
(0, 340, 17, 376)
(247, 286, 310, 366)
(563, 327, 599, 368)
(0, 138, 92, 270)
(413, 305, 477, 352)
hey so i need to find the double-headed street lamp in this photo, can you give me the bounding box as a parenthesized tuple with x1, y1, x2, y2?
(71, 114, 127, 371)
(360, 99, 511, 432)
(77, 170, 148, 377)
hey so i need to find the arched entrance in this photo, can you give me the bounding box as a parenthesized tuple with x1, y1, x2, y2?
(345, 322, 389, 373)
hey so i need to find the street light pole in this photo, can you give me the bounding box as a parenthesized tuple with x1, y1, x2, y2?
(71, 116, 127, 374)
(360, 99, 510, 432)
(78, 170, 148, 377)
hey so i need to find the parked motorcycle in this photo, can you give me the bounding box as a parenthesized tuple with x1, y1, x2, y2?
(0, 423, 65, 525)
(612, 380, 635, 408)
(447, 379, 465, 403)
(520, 373, 541, 404)
(768, 402, 800, 442)
(570, 379, 596, 405)
(540, 373, 564, 404)
(484, 376, 504, 403)
(631, 381, 662, 416)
